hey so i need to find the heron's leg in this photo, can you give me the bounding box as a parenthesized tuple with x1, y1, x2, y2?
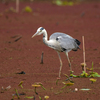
(57, 51, 62, 78)
(65, 52, 72, 71)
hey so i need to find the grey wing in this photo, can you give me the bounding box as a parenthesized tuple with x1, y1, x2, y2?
(50, 32, 79, 52)
(58, 37, 77, 52)
(49, 32, 73, 40)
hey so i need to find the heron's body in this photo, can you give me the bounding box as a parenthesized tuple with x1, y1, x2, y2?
(32, 27, 80, 77)
(45, 32, 80, 52)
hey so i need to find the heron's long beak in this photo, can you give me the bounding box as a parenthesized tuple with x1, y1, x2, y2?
(32, 32, 38, 38)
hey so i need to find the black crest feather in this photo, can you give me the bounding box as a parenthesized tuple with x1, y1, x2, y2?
(40, 27, 44, 30)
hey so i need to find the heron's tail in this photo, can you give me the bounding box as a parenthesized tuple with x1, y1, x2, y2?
(72, 39, 81, 51)
(75, 39, 81, 46)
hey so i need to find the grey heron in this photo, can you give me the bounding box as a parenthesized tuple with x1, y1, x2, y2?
(32, 27, 80, 78)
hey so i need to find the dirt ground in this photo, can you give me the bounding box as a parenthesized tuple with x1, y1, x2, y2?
(0, 1, 100, 100)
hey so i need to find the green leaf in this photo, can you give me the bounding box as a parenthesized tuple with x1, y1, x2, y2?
(54, 0, 74, 6)
(25, 6, 32, 12)
(70, 74, 79, 78)
(91, 62, 94, 73)
(66, 82, 74, 86)
(68, 2, 74, 6)
(90, 72, 100, 77)
(55, 0, 62, 6)
(39, 96, 42, 100)
(56, 78, 60, 85)
(61, 82, 74, 89)
(55, 91, 63, 95)
(92, 62, 93, 68)
(61, 85, 67, 89)
(18, 81, 23, 88)
(63, 1, 67, 5)
(15, 89, 20, 99)
(25, 96, 34, 99)
(80, 88, 91, 91)
(40, 84, 46, 90)
(80, 71, 89, 77)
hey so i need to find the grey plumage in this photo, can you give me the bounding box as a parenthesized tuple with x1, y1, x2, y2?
(32, 27, 80, 78)
(49, 32, 80, 52)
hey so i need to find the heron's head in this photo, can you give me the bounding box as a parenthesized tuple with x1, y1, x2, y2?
(32, 27, 45, 38)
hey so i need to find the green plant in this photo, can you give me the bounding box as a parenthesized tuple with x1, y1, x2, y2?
(18, 81, 23, 88)
(24, 6, 32, 12)
(61, 82, 74, 89)
(70, 62, 100, 78)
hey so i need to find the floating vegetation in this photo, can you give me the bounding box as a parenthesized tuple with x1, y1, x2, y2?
(53, 0, 74, 6)
(61, 82, 74, 89)
(44, 95, 49, 99)
(90, 78, 97, 84)
(24, 96, 34, 99)
(12, 81, 47, 100)
(14, 88, 20, 99)
(89, 72, 100, 77)
(55, 91, 63, 95)
(80, 88, 91, 91)
(64, 74, 74, 83)
(24, 6, 32, 12)
(70, 62, 100, 78)
(32, 82, 46, 90)
(70, 71, 100, 78)
(18, 81, 23, 88)
(11, 61, 99, 100)
(56, 77, 61, 85)
(5, 7, 16, 13)
(32, 82, 47, 99)
(32, 84, 41, 88)
(32, 84, 41, 95)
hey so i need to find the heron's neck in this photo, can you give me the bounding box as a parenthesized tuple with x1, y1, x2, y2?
(42, 31, 49, 46)
(42, 31, 55, 50)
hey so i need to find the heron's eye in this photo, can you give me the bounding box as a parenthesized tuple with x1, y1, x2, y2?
(40, 27, 44, 32)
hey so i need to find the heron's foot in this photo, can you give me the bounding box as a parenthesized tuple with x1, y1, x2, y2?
(57, 77, 61, 80)
(58, 70, 61, 78)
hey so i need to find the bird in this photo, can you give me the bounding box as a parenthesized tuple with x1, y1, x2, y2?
(32, 27, 81, 78)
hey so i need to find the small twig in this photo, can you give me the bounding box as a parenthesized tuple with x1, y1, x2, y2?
(82, 36, 86, 72)
(40, 52, 44, 64)
(16, 0, 19, 13)
(14, 36, 22, 42)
